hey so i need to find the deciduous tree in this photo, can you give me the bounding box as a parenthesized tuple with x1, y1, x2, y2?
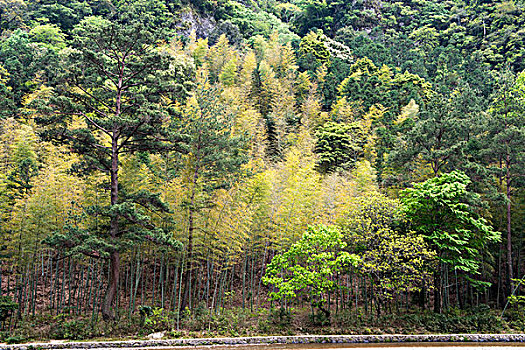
(263, 224, 360, 319)
(401, 171, 500, 312)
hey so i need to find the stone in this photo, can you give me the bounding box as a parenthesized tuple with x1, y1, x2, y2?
(146, 331, 165, 340)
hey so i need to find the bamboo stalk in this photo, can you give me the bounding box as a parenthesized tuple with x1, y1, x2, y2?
(209, 265, 221, 328)
(160, 252, 165, 310)
(152, 249, 157, 306)
(88, 259, 97, 315)
(91, 262, 103, 325)
(132, 251, 142, 315)
(78, 261, 87, 314)
(242, 252, 247, 310)
(256, 241, 268, 309)
(171, 257, 179, 313)
(128, 250, 135, 316)
(176, 254, 185, 331)
(67, 258, 73, 312)
(217, 264, 227, 313)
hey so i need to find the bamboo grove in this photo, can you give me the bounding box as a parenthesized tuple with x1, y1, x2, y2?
(0, 0, 525, 339)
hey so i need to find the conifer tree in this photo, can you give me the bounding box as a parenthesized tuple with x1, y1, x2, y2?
(482, 69, 525, 295)
(33, 1, 191, 319)
(0, 65, 14, 118)
(390, 85, 487, 183)
(175, 78, 247, 310)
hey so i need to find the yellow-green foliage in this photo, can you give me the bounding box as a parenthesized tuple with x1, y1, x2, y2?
(263, 224, 360, 306)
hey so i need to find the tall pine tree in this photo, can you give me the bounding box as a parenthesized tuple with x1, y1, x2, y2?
(175, 77, 247, 310)
(483, 69, 525, 296)
(34, 0, 192, 319)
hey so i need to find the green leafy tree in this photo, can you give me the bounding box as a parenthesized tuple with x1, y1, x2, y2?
(315, 121, 367, 173)
(340, 193, 435, 315)
(263, 224, 360, 319)
(0, 29, 58, 112)
(401, 171, 500, 312)
(26, 0, 94, 33)
(336, 57, 431, 176)
(0, 0, 26, 33)
(0, 64, 14, 118)
(33, 2, 191, 319)
(298, 30, 331, 70)
(215, 1, 297, 40)
(337, 58, 431, 123)
(209, 20, 243, 46)
(28, 24, 66, 51)
(292, 0, 362, 37)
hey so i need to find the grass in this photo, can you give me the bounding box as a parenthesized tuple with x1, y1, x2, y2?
(1, 304, 521, 344)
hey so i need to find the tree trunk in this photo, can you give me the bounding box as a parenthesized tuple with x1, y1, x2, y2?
(506, 158, 514, 295)
(181, 162, 199, 311)
(317, 303, 331, 321)
(181, 207, 194, 311)
(102, 134, 120, 320)
(102, 252, 120, 319)
(434, 271, 442, 313)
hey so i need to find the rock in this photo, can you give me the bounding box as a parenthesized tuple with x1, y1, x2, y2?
(147, 331, 165, 340)
(175, 8, 216, 38)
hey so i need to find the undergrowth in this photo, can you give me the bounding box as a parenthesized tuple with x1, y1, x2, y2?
(0, 305, 515, 343)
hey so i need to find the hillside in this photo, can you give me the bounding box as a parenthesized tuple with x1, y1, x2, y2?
(0, 0, 524, 343)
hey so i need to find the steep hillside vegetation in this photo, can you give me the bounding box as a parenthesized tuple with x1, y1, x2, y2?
(0, 0, 524, 342)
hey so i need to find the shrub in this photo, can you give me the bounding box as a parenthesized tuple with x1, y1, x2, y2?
(50, 315, 90, 340)
(0, 296, 18, 324)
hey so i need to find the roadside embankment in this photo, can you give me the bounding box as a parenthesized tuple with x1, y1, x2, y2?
(3, 334, 525, 350)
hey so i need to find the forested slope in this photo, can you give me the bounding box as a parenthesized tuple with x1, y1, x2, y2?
(0, 0, 524, 342)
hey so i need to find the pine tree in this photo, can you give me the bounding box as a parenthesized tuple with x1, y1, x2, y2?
(0, 65, 14, 118)
(390, 85, 487, 183)
(175, 78, 247, 310)
(482, 69, 525, 296)
(33, 1, 190, 319)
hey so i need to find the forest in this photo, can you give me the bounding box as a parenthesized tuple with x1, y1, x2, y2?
(0, 0, 524, 343)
